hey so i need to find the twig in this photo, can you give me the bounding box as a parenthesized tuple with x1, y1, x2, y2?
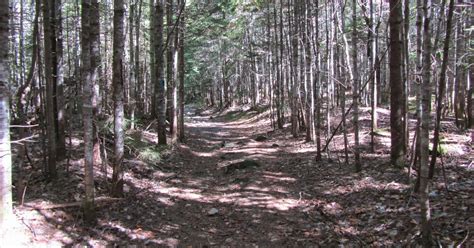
(10, 134, 39, 144)
(21, 218, 36, 237)
(145, 120, 157, 131)
(10, 124, 39, 128)
(21, 184, 28, 206)
(455, 230, 469, 247)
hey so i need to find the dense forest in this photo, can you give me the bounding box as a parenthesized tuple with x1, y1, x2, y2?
(0, 0, 472, 246)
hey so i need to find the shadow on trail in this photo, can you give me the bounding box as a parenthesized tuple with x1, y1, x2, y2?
(16, 105, 474, 246)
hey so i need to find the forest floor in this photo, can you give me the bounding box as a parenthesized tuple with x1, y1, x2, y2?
(5, 105, 474, 247)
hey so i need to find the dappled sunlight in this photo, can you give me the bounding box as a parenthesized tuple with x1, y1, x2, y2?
(96, 220, 180, 246)
(222, 147, 278, 156)
(14, 103, 472, 247)
(189, 149, 220, 157)
(245, 185, 289, 194)
(322, 176, 409, 196)
(262, 172, 297, 182)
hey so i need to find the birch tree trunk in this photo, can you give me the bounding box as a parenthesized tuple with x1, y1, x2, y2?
(0, 0, 12, 229)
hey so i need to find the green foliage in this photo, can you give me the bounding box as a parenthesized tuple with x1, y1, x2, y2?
(125, 130, 170, 165)
(98, 116, 135, 136)
(137, 147, 162, 164)
(184, 0, 265, 103)
(429, 143, 447, 156)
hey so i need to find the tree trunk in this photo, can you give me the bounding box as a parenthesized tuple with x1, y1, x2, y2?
(167, 0, 177, 142)
(429, 0, 455, 178)
(454, 11, 466, 129)
(129, 1, 136, 129)
(154, 0, 167, 145)
(352, 0, 361, 171)
(304, 0, 312, 142)
(0, 0, 12, 229)
(369, 0, 377, 152)
(53, 0, 66, 160)
(313, 0, 321, 160)
(290, 0, 299, 138)
(389, 0, 405, 167)
(90, 0, 102, 171)
(81, 0, 95, 223)
(42, 0, 57, 179)
(112, 0, 125, 197)
(177, 0, 185, 142)
(419, 0, 434, 245)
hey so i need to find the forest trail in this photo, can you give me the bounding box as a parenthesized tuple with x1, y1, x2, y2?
(11, 106, 473, 247)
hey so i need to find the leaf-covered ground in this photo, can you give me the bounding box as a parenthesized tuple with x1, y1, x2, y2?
(6, 106, 473, 247)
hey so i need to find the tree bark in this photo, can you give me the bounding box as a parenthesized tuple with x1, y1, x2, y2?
(42, 0, 58, 179)
(90, 0, 102, 170)
(53, 0, 66, 160)
(154, 0, 167, 145)
(389, 0, 405, 167)
(111, 0, 125, 197)
(167, 0, 177, 142)
(81, 0, 95, 223)
(0, 0, 12, 229)
(454, 9, 466, 129)
(429, 0, 455, 178)
(177, 0, 185, 142)
(352, 0, 361, 171)
(419, 0, 434, 245)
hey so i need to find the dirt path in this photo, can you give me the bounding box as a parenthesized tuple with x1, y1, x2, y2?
(12, 106, 473, 247)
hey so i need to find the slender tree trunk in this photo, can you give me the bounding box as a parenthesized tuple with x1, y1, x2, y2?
(42, 0, 58, 179)
(81, 0, 95, 223)
(290, 0, 299, 138)
(304, 0, 312, 142)
(402, 0, 410, 153)
(369, 0, 377, 152)
(149, 0, 157, 117)
(129, 1, 136, 129)
(167, 0, 177, 142)
(112, 0, 125, 197)
(0, 0, 12, 229)
(279, 0, 285, 126)
(419, 0, 434, 245)
(177, 0, 185, 142)
(412, 0, 423, 175)
(53, 0, 66, 159)
(135, 0, 143, 115)
(154, 0, 167, 145)
(454, 11, 466, 129)
(429, 0, 455, 177)
(352, 0, 361, 171)
(389, 0, 405, 167)
(90, 0, 102, 170)
(313, 0, 321, 160)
